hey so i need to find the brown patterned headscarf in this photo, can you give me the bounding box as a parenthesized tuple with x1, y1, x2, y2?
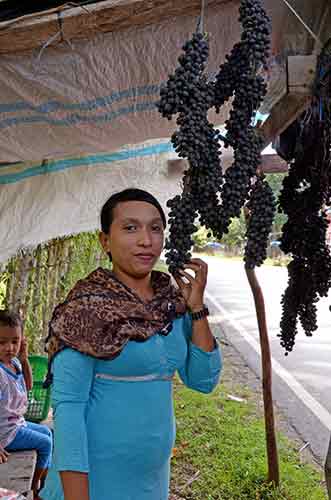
(44, 267, 187, 386)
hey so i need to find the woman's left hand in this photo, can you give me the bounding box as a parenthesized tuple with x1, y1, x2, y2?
(174, 258, 208, 311)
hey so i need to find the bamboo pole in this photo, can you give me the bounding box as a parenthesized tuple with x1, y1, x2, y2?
(245, 266, 280, 486)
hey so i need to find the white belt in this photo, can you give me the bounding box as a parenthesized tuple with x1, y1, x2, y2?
(95, 373, 174, 382)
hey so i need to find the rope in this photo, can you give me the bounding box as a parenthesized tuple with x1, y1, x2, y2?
(281, 0, 322, 47)
(197, 0, 205, 34)
(57, 10, 74, 48)
(36, 8, 73, 63)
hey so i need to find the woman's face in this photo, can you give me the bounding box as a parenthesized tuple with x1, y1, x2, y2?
(99, 201, 165, 278)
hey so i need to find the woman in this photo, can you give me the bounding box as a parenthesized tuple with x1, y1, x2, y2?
(40, 188, 222, 500)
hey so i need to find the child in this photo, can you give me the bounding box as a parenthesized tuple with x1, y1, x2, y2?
(0, 310, 52, 500)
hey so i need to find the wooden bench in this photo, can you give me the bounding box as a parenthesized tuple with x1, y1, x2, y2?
(0, 450, 36, 498)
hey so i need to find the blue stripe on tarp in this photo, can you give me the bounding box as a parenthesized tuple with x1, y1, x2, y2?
(0, 101, 159, 130)
(0, 142, 174, 185)
(0, 84, 161, 114)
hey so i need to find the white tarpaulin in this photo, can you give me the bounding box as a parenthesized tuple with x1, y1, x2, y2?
(0, 0, 329, 162)
(0, 3, 238, 162)
(0, 140, 182, 265)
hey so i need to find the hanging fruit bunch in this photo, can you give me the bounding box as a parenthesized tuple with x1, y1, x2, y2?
(244, 176, 276, 269)
(157, 0, 273, 274)
(213, 0, 271, 238)
(157, 30, 222, 274)
(278, 46, 331, 353)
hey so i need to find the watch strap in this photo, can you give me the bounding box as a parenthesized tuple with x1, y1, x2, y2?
(190, 306, 209, 321)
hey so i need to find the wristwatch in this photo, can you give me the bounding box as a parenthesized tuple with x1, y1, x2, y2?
(190, 306, 210, 321)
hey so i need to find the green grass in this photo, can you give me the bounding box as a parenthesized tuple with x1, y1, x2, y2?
(171, 380, 325, 500)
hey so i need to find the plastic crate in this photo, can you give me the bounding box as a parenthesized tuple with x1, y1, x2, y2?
(28, 355, 48, 381)
(25, 356, 51, 423)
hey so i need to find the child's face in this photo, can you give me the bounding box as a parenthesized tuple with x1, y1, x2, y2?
(0, 325, 22, 363)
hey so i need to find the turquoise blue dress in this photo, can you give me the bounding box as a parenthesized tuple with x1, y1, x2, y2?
(40, 314, 222, 500)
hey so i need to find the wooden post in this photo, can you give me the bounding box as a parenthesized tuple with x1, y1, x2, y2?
(245, 266, 280, 486)
(0, 0, 230, 55)
(325, 435, 331, 499)
(258, 93, 311, 150)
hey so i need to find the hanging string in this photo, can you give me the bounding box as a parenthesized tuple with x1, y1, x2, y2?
(197, 0, 205, 34)
(281, 0, 322, 47)
(36, 9, 73, 64)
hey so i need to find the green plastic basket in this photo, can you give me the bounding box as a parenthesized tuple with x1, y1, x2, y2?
(25, 355, 51, 423)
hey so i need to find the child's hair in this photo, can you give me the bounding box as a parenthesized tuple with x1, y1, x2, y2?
(0, 310, 22, 330)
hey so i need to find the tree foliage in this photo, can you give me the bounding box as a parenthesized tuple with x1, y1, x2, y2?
(0, 232, 110, 354)
(0, 273, 7, 309)
(192, 226, 211, 249)
(265, 173, 288, 236)
(220, 211, 246, 248)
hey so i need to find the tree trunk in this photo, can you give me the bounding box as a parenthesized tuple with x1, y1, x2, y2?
(23, 249, 38, 323)
(9, 255, 22, 310)
(13, 249, 35, 322)
(48, 240, 61, 319)
(58, 238, 72, 302)
(245, 266, 280, 486)
(5, 256, 17, 309)
(56, 238, 67, 303)
(31, 245, 43, 311)
(41, 243, 53, 339)
(58, 237, 74, 301)
(29, 245, 43, 352)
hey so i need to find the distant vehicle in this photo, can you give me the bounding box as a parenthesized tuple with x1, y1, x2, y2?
(204, 242, 225, 250)
(270, 240, 281, 248)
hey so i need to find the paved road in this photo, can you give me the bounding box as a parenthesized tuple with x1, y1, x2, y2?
(204, 256, 331, 463)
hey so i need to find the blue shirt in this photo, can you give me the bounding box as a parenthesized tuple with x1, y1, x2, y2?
(41, 314, 222, 500)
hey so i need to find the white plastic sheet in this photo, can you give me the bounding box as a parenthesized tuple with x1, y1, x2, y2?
(0, 3, 239, 162)
(0, 140, 182, 265)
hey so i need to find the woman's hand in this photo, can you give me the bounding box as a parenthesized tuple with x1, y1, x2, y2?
(18, 337, 29, 363)
(174, 258, 208, 311)
(0, 444, 9, 463)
